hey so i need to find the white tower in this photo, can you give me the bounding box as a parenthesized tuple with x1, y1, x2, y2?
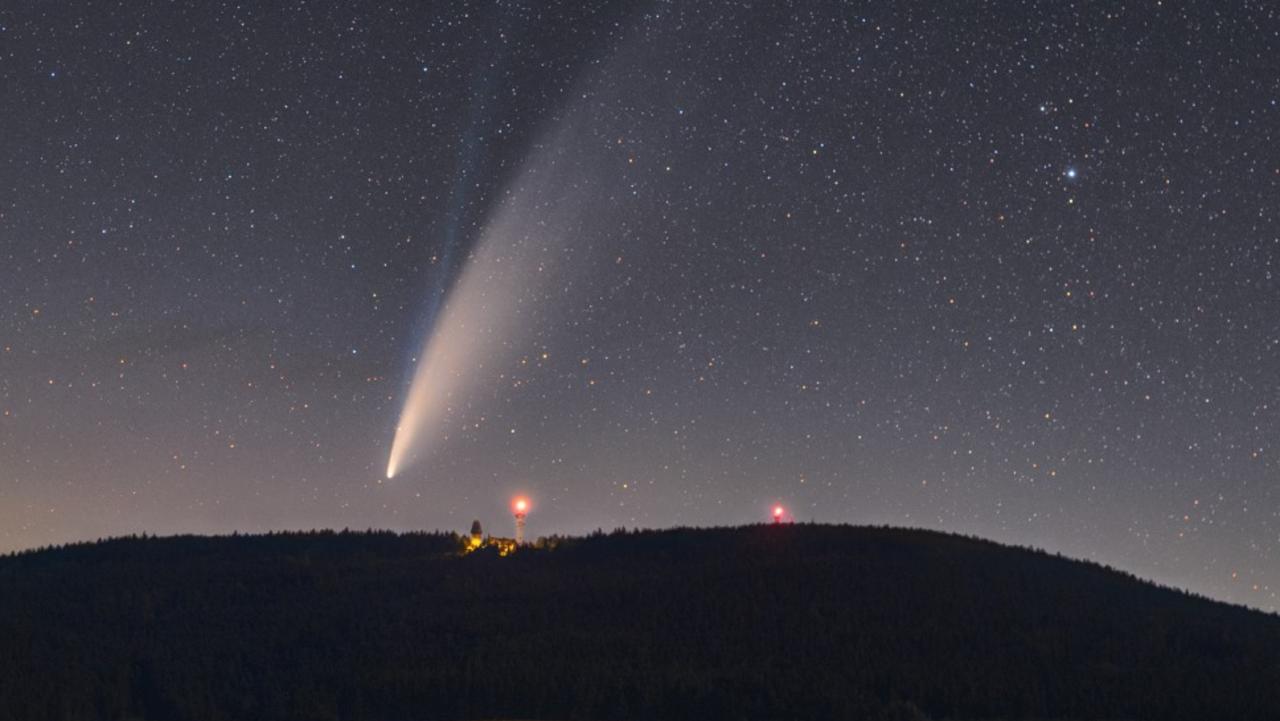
(513, 497, 529, 545)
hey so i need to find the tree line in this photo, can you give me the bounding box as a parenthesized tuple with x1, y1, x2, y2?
(1, 524, 1277, 720)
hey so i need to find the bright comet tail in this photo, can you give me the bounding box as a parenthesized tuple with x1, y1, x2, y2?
(385, 130, 595, 479)
(385, 216, 539, 479)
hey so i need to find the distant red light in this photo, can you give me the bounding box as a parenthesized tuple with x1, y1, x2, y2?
(513, 497, 529, 514)
(773, 505, 784, 518)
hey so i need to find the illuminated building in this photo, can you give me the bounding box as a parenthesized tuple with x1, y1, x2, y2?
(458, 496, 530, 557)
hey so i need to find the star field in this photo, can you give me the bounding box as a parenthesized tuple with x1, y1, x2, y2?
(1, 1, 1278, 609)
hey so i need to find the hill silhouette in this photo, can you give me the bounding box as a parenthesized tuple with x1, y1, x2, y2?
(1, 524, 1277, 720)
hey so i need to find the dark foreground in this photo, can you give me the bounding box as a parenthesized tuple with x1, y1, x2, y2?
(1, 524, 1277, 720)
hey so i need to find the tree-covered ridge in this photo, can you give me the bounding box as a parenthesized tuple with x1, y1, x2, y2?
(1, 525, 1277, 721)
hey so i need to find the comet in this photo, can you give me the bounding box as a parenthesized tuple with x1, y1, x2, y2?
(385, 125, 593, 479)
(385, 212, 541, 479)
(386, 32, 646, 480)
(384, 237, 509, 480)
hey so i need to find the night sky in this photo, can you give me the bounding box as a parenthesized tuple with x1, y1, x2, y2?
(2, 1, 1278, 609)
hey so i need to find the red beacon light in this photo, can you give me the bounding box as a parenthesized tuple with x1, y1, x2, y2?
(772, 505, 785, 524)
(513, 497, 529, 515)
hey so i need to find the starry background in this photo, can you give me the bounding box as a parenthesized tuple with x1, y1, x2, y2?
(2, 1, 1277, 609)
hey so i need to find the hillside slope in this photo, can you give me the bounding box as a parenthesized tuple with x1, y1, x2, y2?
(1, 525, 1277, 720)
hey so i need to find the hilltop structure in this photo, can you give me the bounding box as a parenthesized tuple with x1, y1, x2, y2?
(460, 496, 530, 556)
(461, 518, 518, 557)
(513, 497, 528, 544)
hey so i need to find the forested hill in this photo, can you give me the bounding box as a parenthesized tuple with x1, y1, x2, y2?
(2, 525, 1277, 721)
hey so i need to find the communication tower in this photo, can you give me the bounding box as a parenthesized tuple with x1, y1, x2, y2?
(513, 496, 529, 545)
